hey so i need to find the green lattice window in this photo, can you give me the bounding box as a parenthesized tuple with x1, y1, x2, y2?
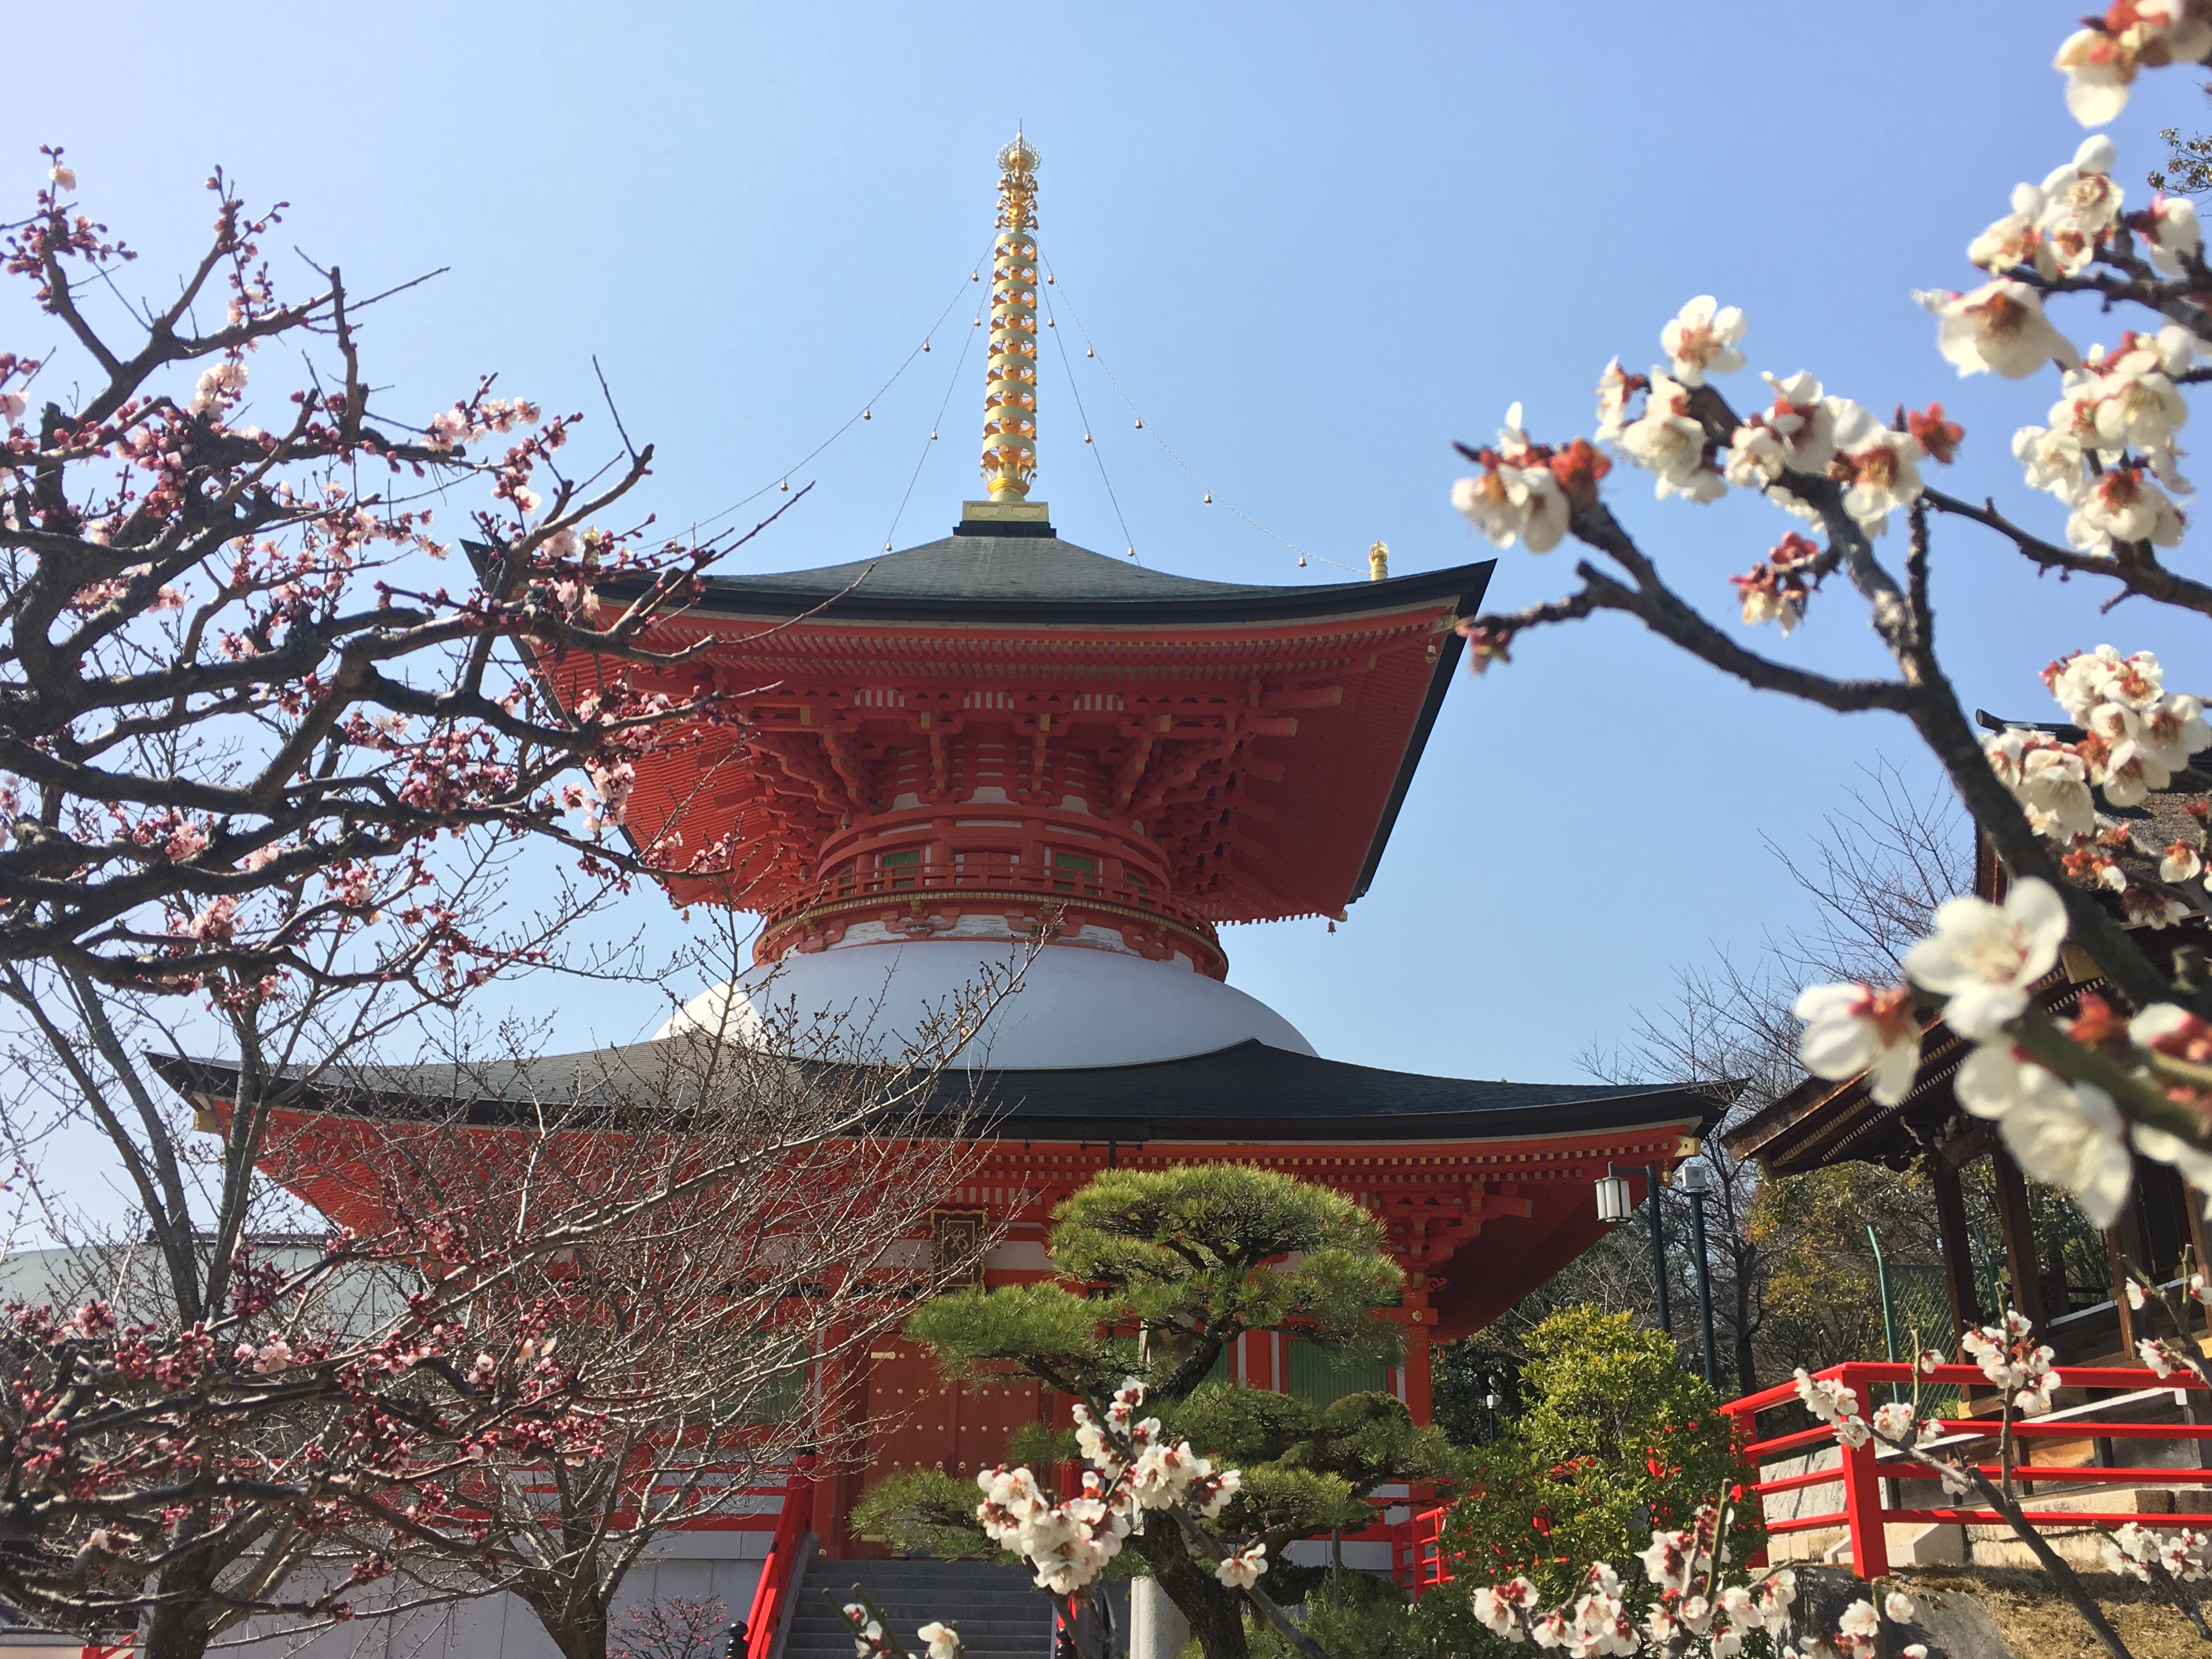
(1285, 1341, 1388, 1408)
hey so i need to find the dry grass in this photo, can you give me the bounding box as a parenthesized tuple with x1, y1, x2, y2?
(1899, 1566, 2212, 1659)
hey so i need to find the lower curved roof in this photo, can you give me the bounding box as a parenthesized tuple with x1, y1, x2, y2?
(151, 1040, 1723, 1146)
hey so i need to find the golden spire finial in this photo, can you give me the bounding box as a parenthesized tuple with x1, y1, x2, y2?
(1369, 540, 1389, 582)
(979, 132, 1042, 501)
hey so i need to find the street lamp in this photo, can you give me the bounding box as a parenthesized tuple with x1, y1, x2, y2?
(1483, 1373, 1505, 1440)
(1680, 1161, 1719, 1390)
(1594, 1173, 1634, 1222)
(1595, 1164, 1671, 1337)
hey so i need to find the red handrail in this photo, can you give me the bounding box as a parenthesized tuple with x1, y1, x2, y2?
(1722, 1359, 2212, 1579)
(743, 1457, 816, 1659)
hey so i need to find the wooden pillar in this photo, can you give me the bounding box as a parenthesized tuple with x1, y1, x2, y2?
(1989, 1146, 2047, 1330)
(2186, 1184, 2211, 1339)
(2108, 1229, 2137, 1356)
(1928, 1154, 1983, 1343)
(1403, 1327, 1435, 1427)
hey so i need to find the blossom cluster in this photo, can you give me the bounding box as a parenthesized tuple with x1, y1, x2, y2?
(1962, 1309, 2063, 1416)
(974, 1380, 1252, 1595)
(1790, 856, 2212, 1228)
(1985, 647, 2209, 863)
(2055, 0, 2212, 125)
(1472, 1537, 1837, 1658)
(2103, 1520, 2212, 1582)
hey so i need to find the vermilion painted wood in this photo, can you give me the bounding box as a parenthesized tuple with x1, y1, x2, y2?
(1721, 1359, 2212, 1582)
(744, 1458, 815, 1659)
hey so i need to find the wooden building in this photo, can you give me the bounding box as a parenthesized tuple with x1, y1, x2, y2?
(1724, 714, 2212, 1366)
(160, 135, 1720, 1565)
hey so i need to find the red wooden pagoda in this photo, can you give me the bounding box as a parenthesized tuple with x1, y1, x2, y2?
(160, 133, 1715, 1565)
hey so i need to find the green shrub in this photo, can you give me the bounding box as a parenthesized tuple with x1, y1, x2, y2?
(1429, 1306, 1759, 1624)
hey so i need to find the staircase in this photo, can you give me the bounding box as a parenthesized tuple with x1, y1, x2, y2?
(779, 1557, 1057, 1659)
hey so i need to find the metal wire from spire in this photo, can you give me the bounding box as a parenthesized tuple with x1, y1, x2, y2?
(1043, 294, 1138, 561)
(1041, 254, 1358, 576)
(883, 294, 983, 550)
(691, 247, 991, 540)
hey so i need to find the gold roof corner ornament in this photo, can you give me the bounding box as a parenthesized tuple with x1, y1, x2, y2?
(1369, 540, 1389, 582)
(980, 131, 1042, 502)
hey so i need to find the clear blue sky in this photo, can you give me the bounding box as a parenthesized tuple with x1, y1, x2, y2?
(6, 0, 2198, 1086)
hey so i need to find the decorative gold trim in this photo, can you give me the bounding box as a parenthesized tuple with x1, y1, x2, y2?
(931, 1209, 989, 1288)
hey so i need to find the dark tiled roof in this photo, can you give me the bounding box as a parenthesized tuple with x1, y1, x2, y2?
(151, 1040, 1721, 1146)
(673, 531, 1492, 625)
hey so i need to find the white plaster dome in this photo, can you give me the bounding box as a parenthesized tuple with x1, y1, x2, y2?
(657, 940, 1315, 1070)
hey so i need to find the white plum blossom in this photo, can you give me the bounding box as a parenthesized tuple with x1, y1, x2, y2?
(1958, 1045, 2133, 1227)
(1214, 1544, 1267, 1589)
(1835, 1598, 1882, 1659)
(2046, 644, 2164, 723)
(1450, 405, 1572, 552)
(1594, 358, 1638, 442)
(1918, 280, 2078, 379)
(2105, 1521, 2212, 1583)
(1901, 878, 2068, 1040)
(1660, 295, 1747, 387)
(1451, 469, 1527, 548)
(48, 163, 75, 191)
(2146, 193, 2204, 274)
(1617, 371, 1724, 502)
(1793, 981, 1921, 1104)
(1824, 399, 1924, 532)
(188, 359, 249, 416)
(1472, 1576, 1542, 1638)
(915, 1623, 960, 1659)
(2037, 136, 2126, 273)
(2012, 424, 2092, 504)
(2056, 2, 2212, 126)
(1970, 181, 2059, 278)
(1960, 1311, 2064, 1414)
(2069, 465, 2187, 552)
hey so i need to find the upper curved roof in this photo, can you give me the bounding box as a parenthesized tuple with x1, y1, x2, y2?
(671, 530, 1492, 627)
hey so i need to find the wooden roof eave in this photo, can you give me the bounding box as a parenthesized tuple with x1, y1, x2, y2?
(1722, 972, 2107, 1178)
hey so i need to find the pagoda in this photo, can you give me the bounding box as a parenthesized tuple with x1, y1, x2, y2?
(161, 135, 1717, 1563)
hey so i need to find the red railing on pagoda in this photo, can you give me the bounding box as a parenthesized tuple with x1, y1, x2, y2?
(1720, 1361, 2212, 1579)
(757, 856, 1227, 961)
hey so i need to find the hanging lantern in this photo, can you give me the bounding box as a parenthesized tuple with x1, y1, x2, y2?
(883, 540, 893, 551)
(971, 271, 979, 281)
(1133, 417, 1143, 429)
(780, 479, 789, 492)
(930, 430, 938, 441)
(1086, 347, 1094, 358)
(1594, 1174, 1634, 1224)
(863, 409, 871, 420)
(1126, 546, 1136, 559)
(923, 341, 932, 353)
(1203, 492, 1212, 504)
(1084, 433, 1092, 444)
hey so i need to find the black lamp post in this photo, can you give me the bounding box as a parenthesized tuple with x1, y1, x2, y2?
(1596, 1164, 1672, 1338)
(1681, 1161, 1719, 1389)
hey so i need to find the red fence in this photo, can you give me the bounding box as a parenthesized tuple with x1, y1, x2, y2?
(1720, 1361, 2212, 1579)
(743, 1457, 817, 1659)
